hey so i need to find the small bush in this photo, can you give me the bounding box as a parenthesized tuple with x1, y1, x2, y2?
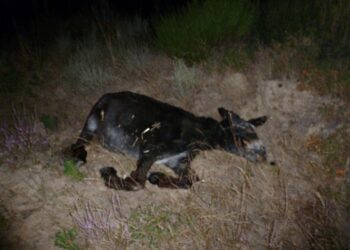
(62, 44, 114, 88)
(40, 114, 58, 131)
(173, 59, 200, 97)
(54, 228, 80, 250)
(63, 160, 84, 181)
(155, 0, 256, 61)
(108, 17, 152, 73)
(121, 46, 153, 72)
(93, 12, 151, 71)
(61, 28, 115, 89)
(0, 108, 48, 157)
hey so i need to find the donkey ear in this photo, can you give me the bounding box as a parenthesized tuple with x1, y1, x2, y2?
(218, 107, 241, 122)
(248, 116, 268, 127)
(218, 107, 229, 119)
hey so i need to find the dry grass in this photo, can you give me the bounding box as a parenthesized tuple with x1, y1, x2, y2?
(0, 23, 349, 249)
(172, 59, 201, 98)
(69, 147, 349, 249)
(61, 31, 115, 90)
(70, 195, 129, 249)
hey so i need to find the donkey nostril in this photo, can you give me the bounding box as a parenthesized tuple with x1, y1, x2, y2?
(259, 153, 267, 162)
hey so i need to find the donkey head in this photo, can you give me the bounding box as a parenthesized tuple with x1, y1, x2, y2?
(218, 107, 267, 162)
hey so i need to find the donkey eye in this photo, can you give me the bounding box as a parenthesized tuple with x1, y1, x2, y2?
(241, 139, 248, 147)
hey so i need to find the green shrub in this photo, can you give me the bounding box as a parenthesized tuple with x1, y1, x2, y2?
(54, 228, 80, 250)
(63, 160, 84, 181)
(259, 0, 350, 57)
(155, 0, 256, 61)
(40, 114, 58, 131)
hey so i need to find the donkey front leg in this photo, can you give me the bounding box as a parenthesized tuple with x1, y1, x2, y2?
(148, 161, 199, 189)
(100, 157, 154, 191)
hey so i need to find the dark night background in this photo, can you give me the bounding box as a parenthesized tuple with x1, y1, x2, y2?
(0, 0, 349, 249)
(0, 0, 188, 36)
(1, 0, 349, 57)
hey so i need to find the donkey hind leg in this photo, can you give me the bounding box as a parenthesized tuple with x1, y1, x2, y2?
(71, 113, 98, 164)
(100, 157, 154, 191)
(71, 96, 109, 163)
(148, 161, 199, 189)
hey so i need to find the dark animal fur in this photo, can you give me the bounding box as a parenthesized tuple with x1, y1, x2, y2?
(71, 91, 267, 191)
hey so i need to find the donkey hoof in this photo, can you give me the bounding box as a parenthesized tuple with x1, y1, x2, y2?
(148, 172, 167, 185)
(71, 144, 87, 163)
(99, 166, 117, 180)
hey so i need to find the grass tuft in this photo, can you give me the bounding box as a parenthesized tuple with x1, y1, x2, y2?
(71, 196, 130, 248)
(172, 59, 200, 97)
(128, 205, 182, 247)
(62, 39, 115, 89)
(54, 228, 80, 250)
(121, 46, 153, 73)
(63, 160, 84, 181)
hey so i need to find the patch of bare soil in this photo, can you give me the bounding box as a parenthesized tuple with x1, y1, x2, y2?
(0, 55, 348, 249)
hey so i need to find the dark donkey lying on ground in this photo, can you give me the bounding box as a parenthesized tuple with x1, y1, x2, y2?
(71, 91, 268, 191)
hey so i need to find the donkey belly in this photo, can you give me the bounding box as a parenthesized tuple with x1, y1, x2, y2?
(97, 121, 189, 174)
(98, 126, 140, 158)
(155, 152, 187, 168)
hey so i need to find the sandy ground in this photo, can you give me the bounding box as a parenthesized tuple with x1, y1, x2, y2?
(0, 54, 347, 249)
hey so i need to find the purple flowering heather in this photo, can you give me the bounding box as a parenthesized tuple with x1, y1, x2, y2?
(77, 205, 109, 228)
(71, 196, 130, 244)
(71, 202, 118, 242)
(0, 108, 48, 155)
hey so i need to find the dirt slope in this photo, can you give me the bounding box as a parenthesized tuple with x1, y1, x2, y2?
(0, 54, 347, 249)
